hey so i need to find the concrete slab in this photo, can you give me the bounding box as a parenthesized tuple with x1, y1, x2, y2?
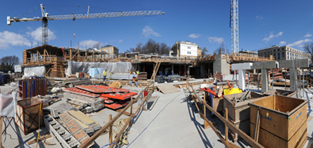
(232, 63, 253, 70)
(279, 59, 310, 68)
(253, 61, 279, 69)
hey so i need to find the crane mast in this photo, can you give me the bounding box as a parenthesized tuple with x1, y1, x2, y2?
(7, 4, 164, 45)
(231, 0, 239, 53)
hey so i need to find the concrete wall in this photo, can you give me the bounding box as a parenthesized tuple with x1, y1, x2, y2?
(213, 54, 230, 75)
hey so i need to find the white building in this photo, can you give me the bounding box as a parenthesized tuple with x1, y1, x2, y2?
(258, 45, 311, 60)
(171, 41, 202, 58)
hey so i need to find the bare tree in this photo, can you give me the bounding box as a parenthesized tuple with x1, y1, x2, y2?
(0, 55, 19, 71)
(304, 43, 313, 61)
(202, 47, 208, 58)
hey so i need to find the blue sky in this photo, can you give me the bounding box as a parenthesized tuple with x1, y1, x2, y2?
(1, 0, 313, 61)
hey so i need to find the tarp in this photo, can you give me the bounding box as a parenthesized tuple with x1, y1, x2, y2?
(0, 92, 17, 117)
(23, 66, 46, 77)
(67, 61, 132, 76)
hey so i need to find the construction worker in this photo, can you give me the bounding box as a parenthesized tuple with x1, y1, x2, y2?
(136, 70, 139, 74)
(103, 69, 107, 81)
(130, 76, 138, 87)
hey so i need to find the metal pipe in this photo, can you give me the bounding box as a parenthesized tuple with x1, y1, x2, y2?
(285, 68, 286, 90)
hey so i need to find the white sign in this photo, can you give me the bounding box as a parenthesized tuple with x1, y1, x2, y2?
(14, 65, 21, 72)
(180, 44, 197, 56)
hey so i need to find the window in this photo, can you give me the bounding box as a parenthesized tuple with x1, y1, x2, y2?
(278, 49, 280, 51)
(278, 53, 280, 60)
(109, 49, 113, 52)
(187, 51, 191, 54)
(187, 46, 191, 49)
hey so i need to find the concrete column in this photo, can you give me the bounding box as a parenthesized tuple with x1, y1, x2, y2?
(213, 53, 230, 75)
(279, 59, 309, 91)
(238, 70, 246, 90)
(261, 69, 269, 92)
(253, 61, 279, 93)
(232, 63, 253, 91)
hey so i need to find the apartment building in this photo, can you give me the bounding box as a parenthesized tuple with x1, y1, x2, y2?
(258, 45, 311, 60)
(172, 41, 202, 58)
(100, 45, 119, 58)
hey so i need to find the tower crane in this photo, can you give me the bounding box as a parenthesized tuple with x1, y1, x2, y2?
(230, 0, 239, 53)
(7, 4, 164, 45)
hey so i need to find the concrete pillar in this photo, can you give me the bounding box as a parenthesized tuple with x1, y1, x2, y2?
(213, 53, 230, 75)
(261, 69, 269, 92)
(279, 59, 309, 91)
(232, 63, 253, 91)
(253, 61, 279, 93)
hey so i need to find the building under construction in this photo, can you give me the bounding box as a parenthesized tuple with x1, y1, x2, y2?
(22, 44, 273, 79)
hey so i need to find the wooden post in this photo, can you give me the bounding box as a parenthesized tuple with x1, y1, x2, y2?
(70, 48, 72, 60)
(0, 117, 2, 148)
(109, 114, 112, 143)
(225, 108, 228, 144)
(204, 93, 209, 129)
(129, 97, 133, 127)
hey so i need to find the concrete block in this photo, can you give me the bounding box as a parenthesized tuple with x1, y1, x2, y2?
(253, 61, 279, 69)
(279, 59, 310, 68)
(231, 63, 253, 70)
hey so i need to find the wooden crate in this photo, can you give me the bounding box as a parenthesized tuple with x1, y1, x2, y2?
(223, 91, 267, 141)
(15, 98, 43, 135)
(249, 95, 308, 148)
(263, 89, 297, 98)
(223, 92, 267, 122)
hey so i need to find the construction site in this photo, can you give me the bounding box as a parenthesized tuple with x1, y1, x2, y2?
(1, 1, 313, 148)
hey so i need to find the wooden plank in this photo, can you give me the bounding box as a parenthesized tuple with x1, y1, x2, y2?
(225, 108, 228, 144)
(250, 96, 307, 141)
(79, 83, 153, 148)
(186, 81, 264, 148)
(253, 109, 260, 142)
(27, 134, 52, 145)
(250, 121, 307, 148)
(0, 117, 2, 148)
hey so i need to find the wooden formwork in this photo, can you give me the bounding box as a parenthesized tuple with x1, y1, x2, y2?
(15, 98, 43, 135)
(223, 92, 267, 141)
(249, 95, 308, 148)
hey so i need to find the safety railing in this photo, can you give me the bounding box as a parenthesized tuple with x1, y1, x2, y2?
(186, 81, 264, 148)
(79, 82, 154, 148)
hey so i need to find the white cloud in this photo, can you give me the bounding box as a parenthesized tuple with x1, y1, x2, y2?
(256, 15, 263, 20)
(304, 33, 312, 38)
(0, 31, 31, 49)
(141, 26, 161, 38)
(279, 41, 286, 45)
(208, 37, 224, 44)
(189, 33, 201, 39)
(119, 39, 123, 43)
(287, 39, 312, 47)
(27, 27, 56, 42)
(79, 40, 102, 49)
(262, 32, 283, 42)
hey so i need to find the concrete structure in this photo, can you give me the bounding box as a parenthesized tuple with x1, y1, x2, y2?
(279, 59, 310, 91)
(213, 54, 230, 75)
(100, 45, 119, 58)
(232, 63, 253, 91)
(258, 45, 311, 60)
(239, 50, 257, 56)
(172, 41, 202, 58)
(253, 61, 279, 92)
